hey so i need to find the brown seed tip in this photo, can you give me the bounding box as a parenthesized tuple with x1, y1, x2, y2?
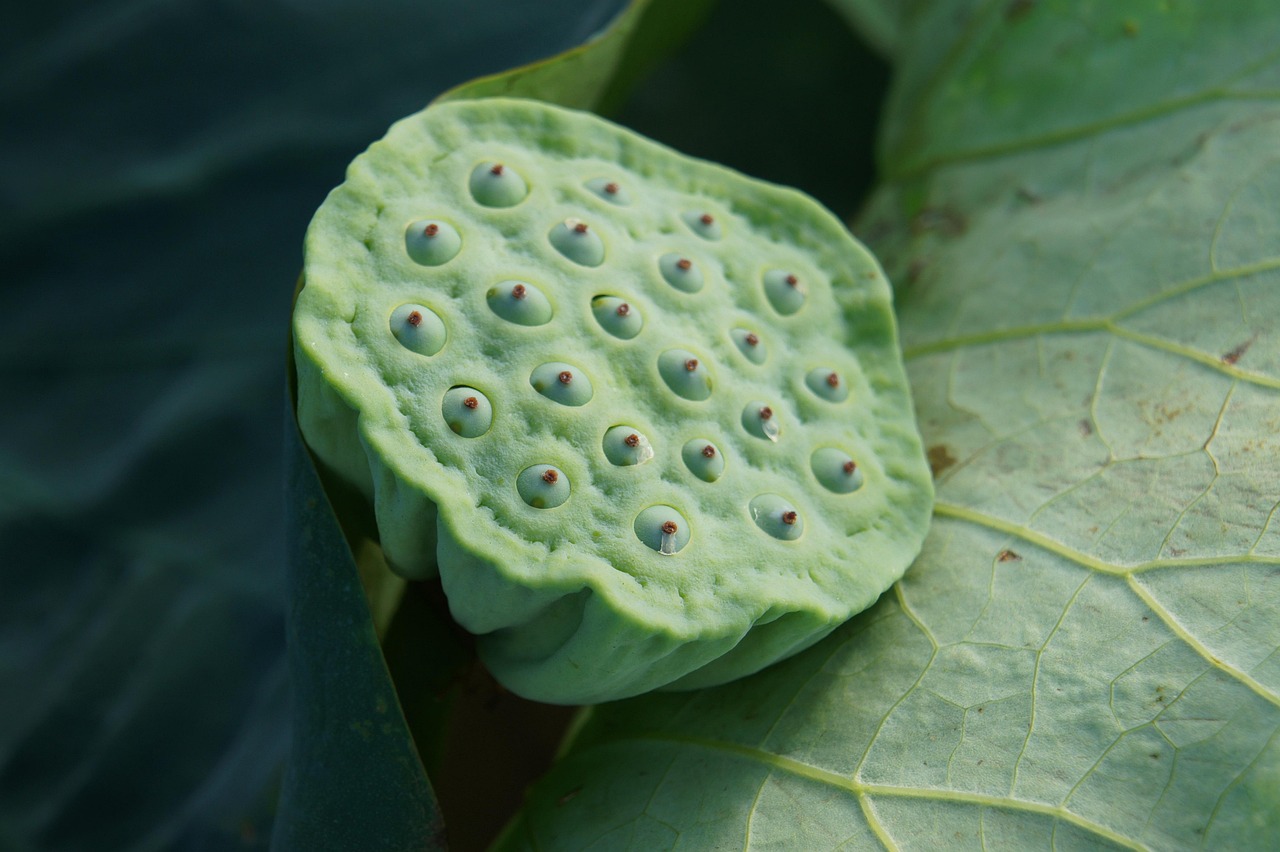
(759, 406, 773, 420)
(699, 213, 714, 226)
(463, 396, 479, 410)
(785, 274, 799, 287)
(604, 182, 619, 194)
(676, 258, 692, 271)
(616, 303, 630, 316)
(701, 444, 716, 458)
(661, 520, 678, 535)
(490, 163, 505, 175)
(573, 221, 589, 234)
(745, 332, 759, 346)
(781, 510, 798, 525)
(558, 370, 573, 384)
(511, 284, 527, 299)
(424, 223, 439, 237)
(406, 311, 423, 327)
(843, 460, 857, 475)
(826, 372, 840, 388)
(542, 469, 559, 484)
(684, 358, 699, 372)
(624, 433, 640, 448)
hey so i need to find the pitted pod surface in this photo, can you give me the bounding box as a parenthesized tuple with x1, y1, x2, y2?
(293, 97, 933, 704)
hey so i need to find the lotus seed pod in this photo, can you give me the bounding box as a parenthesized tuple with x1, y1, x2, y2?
(658, 253, 704, 293)
(682, 210, 722, 240)
(763, 268, 806, 315)
(658, 348, 713, 401)
(390, 304, 447, 356)
(441, 386, 492, 438)
(405, 219, 461, 266)
(486, 280, 553, 326)
(469, 161, 528, 207)
(805, 367, 849, 402)
(730, 328, 767, 365)
(590, 295, 643, 339)
(530, 361, 592, 406)
(517, 464, 570, 509)
(603, 426, 654, 466)
(682, 439, 725, 482)
(586, 177, 630, 205)
(811, 447, 863, 494)
(293, 97, 932, 703)
(549, 217, 605, 266)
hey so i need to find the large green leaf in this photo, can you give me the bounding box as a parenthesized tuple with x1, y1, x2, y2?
(500, 1, 1280, 848)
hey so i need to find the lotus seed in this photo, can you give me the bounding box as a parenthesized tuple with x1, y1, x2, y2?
(742, 401, 780, 441)
(517, 464, 571, 509)
(749, 494, 804, 540)
(586, 177, 630, 205)
(486, 280, 553, 326)
(442, 386, 493, 437)
(634, 505, 690, 554)
(405, 219, 462, 266)
(531, 361, 593, 406)
(682, 210, 722, 241)
(682, 438, 725, 482)
(805, 367, 849, 402)
(811, 447, 864, 493)
(390, 303, 447, 356)
(603, 426, 655, 466)
(549, 217, 605, 266)
(763, 269, 806, 315)
(590, 295, 643, 339)
(658, 253, 705, 293)
(658, 349, 713, 401)
(730, 328, 767, 364)
(469, 161, 528, 207)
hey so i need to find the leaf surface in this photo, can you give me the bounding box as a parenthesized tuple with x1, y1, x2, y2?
(502, 2, 1280, 848)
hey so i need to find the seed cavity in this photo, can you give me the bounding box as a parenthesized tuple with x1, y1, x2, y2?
(442, 386, 492, 438)
(742, 401, 781, 442)
(749, 494, 804, 540)
(682, 210, 722, 240)
(486, 280, 553, 326)
(763, 269, 807, 315)
(658, 349, 713, 401)
(390, 303, 447, 356)
(730, 328, 767, 365)
(518, 464, 570, 509)
(549, 217, 605, 266)
(805, 366, 850, 402)
(531, 361, 593, 406)
(812, 447, 864, 493)
(586, 177, 631, 205)
(470, 161, 528, 207)
(591, 295, 643, 339)
(682, 438, 725, 482)
(634, 505, 690, 554)
(405, 219, 461, 266)
(659, 252, 705, 293)
(604, 425, 654, 466)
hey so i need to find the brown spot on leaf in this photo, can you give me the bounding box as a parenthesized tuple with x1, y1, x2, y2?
(1004, 0, 1035, 21)
(1079, 419, 1093, 437)
(1222, 338, 1253, 365)
(997, 549, 1021, 563)
(927, 445, 957, 477)
(557, 787, 582, 806)
(911, 206, 968, 237)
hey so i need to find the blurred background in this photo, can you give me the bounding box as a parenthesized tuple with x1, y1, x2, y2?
(0, 1, 885, 847)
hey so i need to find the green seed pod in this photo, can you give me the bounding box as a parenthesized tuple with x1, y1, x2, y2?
(390, 303, 447, 356)
(469, 161, 528, 207)
(293, 97, 932, 703)
(486, 280, 553, 326)
(682, 438, 725, 482)
(603, 426, 654, 466)
(549, 217, 605, 266)
(658, 253, 704, 293)
(805, 366, 849, 402)
(585, 177, 630, 205)
(441, 386, 492, 438)
(405, 219, 461, 266)
(530, 361, 593, 406)
(590, 295, 643, 339)
(763, 268, 806, 315)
